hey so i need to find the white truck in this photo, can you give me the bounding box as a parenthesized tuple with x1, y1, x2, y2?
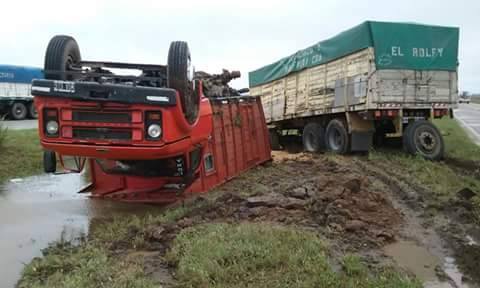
(0, 65, 42, 120)
(249, 21, 459, 160)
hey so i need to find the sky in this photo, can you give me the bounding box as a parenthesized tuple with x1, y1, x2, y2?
(0, 0, 479, 92)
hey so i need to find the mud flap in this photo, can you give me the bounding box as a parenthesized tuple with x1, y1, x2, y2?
(351, 131, 373, 152)
(346, 112, 374, 152)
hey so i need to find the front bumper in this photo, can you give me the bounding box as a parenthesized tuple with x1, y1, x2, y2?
(41, 137, 194, 160)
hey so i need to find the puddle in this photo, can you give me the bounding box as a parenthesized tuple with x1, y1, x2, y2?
(384, 241, 471, 288)
(0, 172, 163, 288)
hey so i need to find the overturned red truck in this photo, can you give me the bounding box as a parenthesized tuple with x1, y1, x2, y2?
(32, 36, 271, 203)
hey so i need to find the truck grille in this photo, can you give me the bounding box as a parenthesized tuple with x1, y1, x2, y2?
(73, 128, 132, 141)
(72, 111, 131, 123)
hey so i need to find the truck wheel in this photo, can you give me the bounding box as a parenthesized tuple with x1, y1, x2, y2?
(10, 102, 27, 120)
(44, 35, 81, 80)
(269, 129, 281, 150)
(326, 119, 350, 154)
(167, 41, 199, 124)
(43, 150, 57, 173)
(302, 122, 325, 152)
(28, 102, 38, 119)
(404, 120, 444, 160)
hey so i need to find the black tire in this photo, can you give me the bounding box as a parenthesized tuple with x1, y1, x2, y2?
(43, 150, 57, 173)
(167, 41, 198, 124)
(44, 35, 81, 80)
(325, 119, 350, 154)
(269, 129, 281, 150)
(402, 123, 414, 154)
(28, 102, 38, 119)
(404, 120, 444, 160)
(302, 122, 325, 152)
(10, 102, 27, 120)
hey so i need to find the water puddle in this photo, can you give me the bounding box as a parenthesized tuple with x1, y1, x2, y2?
(384, 241, 471, 288)
(0, 172, 163, 288)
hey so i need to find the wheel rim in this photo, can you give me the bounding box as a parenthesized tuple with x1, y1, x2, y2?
(13, 104, 25, 118)
(328, 129, 343, 151)
(415, 130, 437, 155)
(15, 107, 23, 116)
(65, 56, 74, 80)
(187, 54, 193, 81)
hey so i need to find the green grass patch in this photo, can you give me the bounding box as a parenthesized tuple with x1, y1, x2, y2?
(0, 128, 42, 182)
(435, 118, 480, 162)
(17, 242, 155, 288)
(166, 223, 420, 288)
(369, 151, 480, 206)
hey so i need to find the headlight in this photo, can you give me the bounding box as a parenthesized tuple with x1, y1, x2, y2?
(147, 124, 162, 138)
(46, 121, 59, 135)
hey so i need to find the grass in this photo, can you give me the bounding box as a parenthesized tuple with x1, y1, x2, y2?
(0, 128, 42, 182)
(17, 242, 155, 288)
(369, 117, 480, 221)
(437, 117, 480, 161)
(166, 223, 421, 288)
(18, 200, 420, 288)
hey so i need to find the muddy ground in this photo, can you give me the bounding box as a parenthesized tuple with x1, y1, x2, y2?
(100, 150, 480, 288)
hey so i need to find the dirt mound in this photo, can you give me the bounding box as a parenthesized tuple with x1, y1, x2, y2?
(145, 153, 402, 251)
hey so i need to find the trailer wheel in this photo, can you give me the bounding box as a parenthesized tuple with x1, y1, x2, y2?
(43, 150, 57, 173)
(28, 102, 38, 119)
(326, 119, 350, 154)
(404, 120, 444, 160)
(44, 35, 81, 80)
(269, 129, 281, 150)
(10, 102, 27, 120)
(302, 122, 325, 152)
(167, 41, 199, 124)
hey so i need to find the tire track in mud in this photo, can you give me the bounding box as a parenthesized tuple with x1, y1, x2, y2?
(352, 156, 480, 288)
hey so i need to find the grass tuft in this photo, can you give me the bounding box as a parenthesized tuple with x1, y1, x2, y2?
(166, 223, 420, 288)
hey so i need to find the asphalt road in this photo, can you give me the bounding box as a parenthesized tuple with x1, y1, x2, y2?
(0, 119, 38, 130)
(455, 103, 480, 145)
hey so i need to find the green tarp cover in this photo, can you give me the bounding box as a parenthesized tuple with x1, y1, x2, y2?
(249, 21, 459, 87)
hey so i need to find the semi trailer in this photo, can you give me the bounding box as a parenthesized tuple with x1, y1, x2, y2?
(249, 21, 459, 160)
(0, 65, 42, 119)
(32, 36, 271, 203)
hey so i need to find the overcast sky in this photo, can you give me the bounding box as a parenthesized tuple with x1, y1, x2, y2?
(1, 0, 478, 92)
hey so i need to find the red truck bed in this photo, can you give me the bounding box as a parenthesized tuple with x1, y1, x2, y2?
(88, 96, 271, 203)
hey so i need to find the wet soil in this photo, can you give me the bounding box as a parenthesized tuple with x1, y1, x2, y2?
(357, 156, 480, 287)
(123, 151, 477, 287)
(7, 149, 480, 288)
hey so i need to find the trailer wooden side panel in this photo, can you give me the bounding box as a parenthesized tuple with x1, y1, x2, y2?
(252, 49, 374, 123)
(251, 47, 458, 124)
